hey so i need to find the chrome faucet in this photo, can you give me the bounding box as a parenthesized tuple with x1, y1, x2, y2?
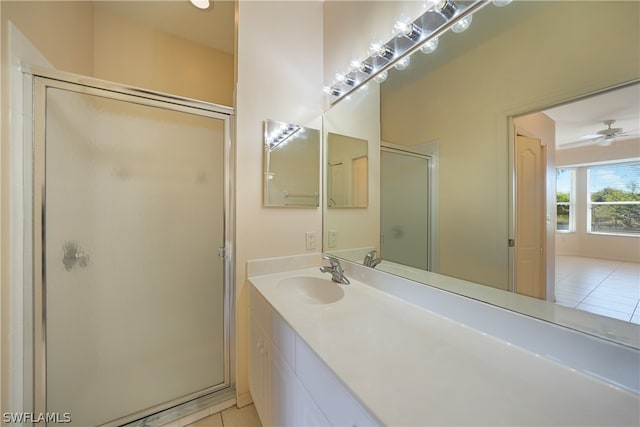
(319, 256, 350, 285)
(363, 250, 382, 268)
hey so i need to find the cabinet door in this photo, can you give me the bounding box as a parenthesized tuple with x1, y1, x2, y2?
(270, 343, 296, 426)
(296, 337, 379, 427)
(249, 312, 270, 425)
(295, 377, 331, 426)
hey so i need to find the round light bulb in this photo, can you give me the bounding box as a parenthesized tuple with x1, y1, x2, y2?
(492, 0, 513, 6)
(367, 41, 384, 57)
(423, 0, 438, 11)
(394, 56, 411, 71)
(451, 15, 472, 33)
(373, 71, 388, 84)
(190, 0, 210, 9)
(420, 37, 439, 54)
(392, 20, 410, 38)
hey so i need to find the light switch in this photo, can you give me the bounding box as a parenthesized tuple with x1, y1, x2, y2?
(305, 232, 316, 250)
(328, 230, 338, 248)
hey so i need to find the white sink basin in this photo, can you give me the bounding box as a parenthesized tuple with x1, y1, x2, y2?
(277, 276, 344, 304)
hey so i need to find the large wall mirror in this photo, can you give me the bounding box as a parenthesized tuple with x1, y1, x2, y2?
(327, 132, 369, 208)
(323, 0, 640, 347)
(263, 119, 320, 207)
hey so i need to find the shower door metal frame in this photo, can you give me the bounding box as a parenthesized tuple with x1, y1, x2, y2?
(380, 144, 438, 272)
(27, 66, 236, 426)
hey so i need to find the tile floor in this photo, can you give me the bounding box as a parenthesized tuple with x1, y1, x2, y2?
(186, 404, 261, 427)
(555, 255, 640, 324)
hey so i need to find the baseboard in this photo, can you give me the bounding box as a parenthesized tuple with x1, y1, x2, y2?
(236, 391, 253, 408)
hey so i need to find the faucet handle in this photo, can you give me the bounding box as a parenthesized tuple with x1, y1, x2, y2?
(322, 255, 340, 267)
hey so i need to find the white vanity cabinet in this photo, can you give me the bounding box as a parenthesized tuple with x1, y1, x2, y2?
(249, 286, 296, 426)
(249, 284, 379, 427)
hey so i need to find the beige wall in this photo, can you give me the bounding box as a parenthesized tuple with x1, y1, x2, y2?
(1, 1, 95, 75)
(234, 1, 323, 406)
(379, 1, 639, 288)
(93, 9, 234, 106)
(1, 1, 233, 105)
(556, 138, 640, 263)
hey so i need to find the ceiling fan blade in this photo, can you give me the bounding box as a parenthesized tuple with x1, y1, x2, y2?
(578, 133, 603, 140)
(558, 136, 604, 149)
(617, 128, 640, 137)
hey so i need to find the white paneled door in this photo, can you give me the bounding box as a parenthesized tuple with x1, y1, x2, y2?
(515, 135, 546, 300)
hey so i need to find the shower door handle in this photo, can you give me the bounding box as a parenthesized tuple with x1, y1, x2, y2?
(63, 241, 90, 271)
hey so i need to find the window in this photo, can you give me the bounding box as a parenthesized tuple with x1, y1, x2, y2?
(556, 168, 575, 232)
(587, 162, 640, 236)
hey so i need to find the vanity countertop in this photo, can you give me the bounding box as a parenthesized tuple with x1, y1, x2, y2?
(248, 267, 640, 426)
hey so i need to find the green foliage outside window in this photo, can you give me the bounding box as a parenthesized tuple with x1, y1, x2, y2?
(590, 186, 640, 234)
(556, 192, 570, 230)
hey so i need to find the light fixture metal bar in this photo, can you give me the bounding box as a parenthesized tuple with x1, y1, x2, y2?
(329, 0, 490, 105)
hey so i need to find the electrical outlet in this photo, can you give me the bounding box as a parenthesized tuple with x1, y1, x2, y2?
(305, 232, 316, 250)
(328, 230, 338, 248)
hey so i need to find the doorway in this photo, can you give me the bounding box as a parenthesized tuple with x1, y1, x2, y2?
(31, 71, 234, 425)
(510, 82, 640, 324)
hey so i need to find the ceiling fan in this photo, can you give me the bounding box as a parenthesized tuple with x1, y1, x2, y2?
(560, 119, 639, 148)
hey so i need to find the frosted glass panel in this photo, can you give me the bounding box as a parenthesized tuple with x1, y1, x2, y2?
(45, 87, 226, 426)
(380, 150, 429, 270)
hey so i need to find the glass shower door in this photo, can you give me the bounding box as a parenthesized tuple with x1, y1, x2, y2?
(38, 79, 229, 426)
(380, 149, 430, 270)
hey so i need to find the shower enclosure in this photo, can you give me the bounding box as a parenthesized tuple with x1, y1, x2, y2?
(380, 147, 432, 270)
(29, 71, 234, 426)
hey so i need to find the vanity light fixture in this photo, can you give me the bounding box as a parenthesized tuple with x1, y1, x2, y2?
(393, 19, 423, 42)
(266, 124, 301, 150)
(394, 56, 411, 71)
(335, 73, 356, 86)
(368, 41, 395, 61)
(359, 61, 374, 74)
(451, 14, 473, 33)
(378, 44, 395, 60)
(324, 0, 509, 103)
(373, 70, 388, 84)
(190, 0, 210, 10)
(343, 74, 357, 86)
(435, 0, 459, 20)
(323, 86, 342, 97)
(420, 37, 439, 54)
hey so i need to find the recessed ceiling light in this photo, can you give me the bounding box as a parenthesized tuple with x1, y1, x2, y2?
(190, 0, 210, 10)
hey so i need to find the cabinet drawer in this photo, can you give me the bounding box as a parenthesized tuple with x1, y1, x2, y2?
(295, 337, 379, 427)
